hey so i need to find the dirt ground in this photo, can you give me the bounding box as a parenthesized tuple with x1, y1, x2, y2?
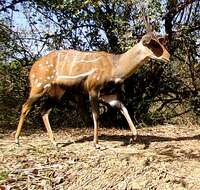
(1, 124, 200, 190)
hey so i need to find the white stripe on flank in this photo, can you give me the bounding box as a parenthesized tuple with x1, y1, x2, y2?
(77, 57, 102, 63)
(69, 57, 102, 64)
(68, 52, 79, 75)
(61, 54, 68, 74)
(56, 52, 61, 75)
(57, 69, 96, 80)
(57, 53, 61, 63)
(44, 84, 51, 89)
(61, 52, 69, 74)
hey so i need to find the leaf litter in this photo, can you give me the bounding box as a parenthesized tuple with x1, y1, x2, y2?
(1, 125, 200, 189)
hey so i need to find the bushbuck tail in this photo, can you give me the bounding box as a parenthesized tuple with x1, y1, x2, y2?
(15, 32, 170, 148)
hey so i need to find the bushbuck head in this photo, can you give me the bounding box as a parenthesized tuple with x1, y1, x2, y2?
(141, 33, 170, 63)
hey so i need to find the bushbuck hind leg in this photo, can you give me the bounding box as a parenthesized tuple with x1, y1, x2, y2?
(89, 91, 100, 148)
(101, 95, 137, 140)
(41, 103, 55, 145)
(118, 101, 137, 140)
(15, 87, 46, 145)
(41, 85, 65, 144)
(74, 94, 90, 127)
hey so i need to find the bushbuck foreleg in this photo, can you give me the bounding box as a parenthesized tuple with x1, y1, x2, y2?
(89, 91, 100, 148)
(41, 99, 56, 144)
(15, 87, 45, 145)
(102, 95, 137, 140)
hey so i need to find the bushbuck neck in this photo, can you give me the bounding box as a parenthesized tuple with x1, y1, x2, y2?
(15, 32, 170, 148)
(112, 43, 149, 80)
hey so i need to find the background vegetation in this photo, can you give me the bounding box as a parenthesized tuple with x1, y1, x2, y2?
(0, 0, 199, 130)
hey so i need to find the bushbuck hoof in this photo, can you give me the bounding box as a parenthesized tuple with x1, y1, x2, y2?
(51, 140, 58, 147)
(132, 130, 137, 140)
(15, 138, 20, 146)
(94, 143, 100, 149)
(94, 143, 107, 150)
(133, 134, 137, 141)
(129, 133, 137, 144)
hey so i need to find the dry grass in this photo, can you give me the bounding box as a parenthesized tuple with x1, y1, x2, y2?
(1, 124, 200, 190)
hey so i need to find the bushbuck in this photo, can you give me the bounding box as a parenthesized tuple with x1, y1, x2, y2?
(15, 32, 170, 148)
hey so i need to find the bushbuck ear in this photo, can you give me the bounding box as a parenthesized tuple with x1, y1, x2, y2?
(158, 34, 169, 45)
(141, 34, 152, 46)
(158, 37, 166, 45)
(147, 39, 164, 57)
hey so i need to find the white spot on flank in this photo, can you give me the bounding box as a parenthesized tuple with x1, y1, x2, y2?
(50, 64, 54, 67)
(35, 79, 38, 83)
(47, 76, 51, 80)
(31, 74, 35, 78)
(51, 75, 54, 79)
(39, 64, 42, 67)
(46, 61, 49, 65)
(36, 83, 42, 87)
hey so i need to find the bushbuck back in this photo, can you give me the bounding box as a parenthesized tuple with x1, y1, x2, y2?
(15, 32, 170, 148)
